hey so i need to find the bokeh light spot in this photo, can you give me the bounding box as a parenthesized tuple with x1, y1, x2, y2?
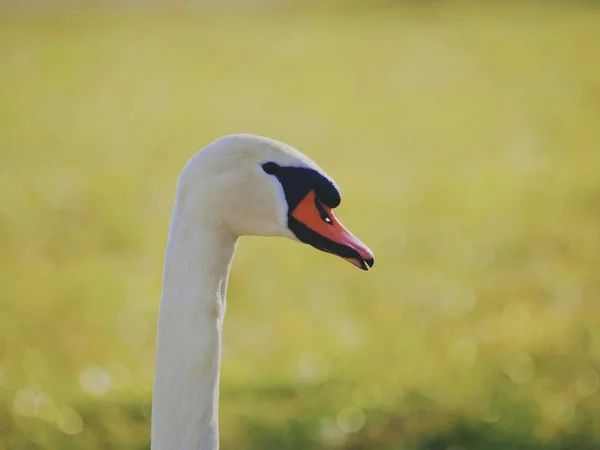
(35, 393, 59, 423)
(296, 356, 329, 383)
(337, 406, 366, 433)
(504, 354, 535, 385)
(13, 389, 37, 417)
(319, 419, 346, 446)
(79, 366, 112, 397)
(57, 407, 83, 435)
(106, 361, 132, 391)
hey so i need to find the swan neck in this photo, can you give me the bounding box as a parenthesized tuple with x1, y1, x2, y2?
(151, 204, 236, 450)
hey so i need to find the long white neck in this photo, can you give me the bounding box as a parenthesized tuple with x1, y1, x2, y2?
(151, 195, 237, 450)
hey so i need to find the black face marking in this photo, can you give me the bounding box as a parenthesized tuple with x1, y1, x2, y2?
(262, 161, 374, 269)
(262, 164, 340, 211)
(261, 162, 280, 175)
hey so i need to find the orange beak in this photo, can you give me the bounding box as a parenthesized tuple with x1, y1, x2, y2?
(290, 190, 374, 270)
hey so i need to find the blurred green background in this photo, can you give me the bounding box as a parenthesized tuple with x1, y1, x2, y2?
(1, 1, 600, 449)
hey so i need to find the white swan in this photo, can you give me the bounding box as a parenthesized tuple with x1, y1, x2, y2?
(151, 134, 374, 450)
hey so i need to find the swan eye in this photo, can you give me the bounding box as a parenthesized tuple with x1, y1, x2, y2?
(315, 196, 333, 225)
(262, 162, 280, 175)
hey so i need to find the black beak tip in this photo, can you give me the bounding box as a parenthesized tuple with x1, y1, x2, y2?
(359, 257, 375, 271)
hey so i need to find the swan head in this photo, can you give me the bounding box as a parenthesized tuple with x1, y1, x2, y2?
(178, 134, 374, 270)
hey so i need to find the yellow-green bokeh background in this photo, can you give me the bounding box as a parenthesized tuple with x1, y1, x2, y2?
(1, 2, 600, 449)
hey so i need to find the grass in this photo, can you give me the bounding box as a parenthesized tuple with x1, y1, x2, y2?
(1, 2, 600, 448)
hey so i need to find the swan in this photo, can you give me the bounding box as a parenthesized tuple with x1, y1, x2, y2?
(151, 134, 375, 450)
